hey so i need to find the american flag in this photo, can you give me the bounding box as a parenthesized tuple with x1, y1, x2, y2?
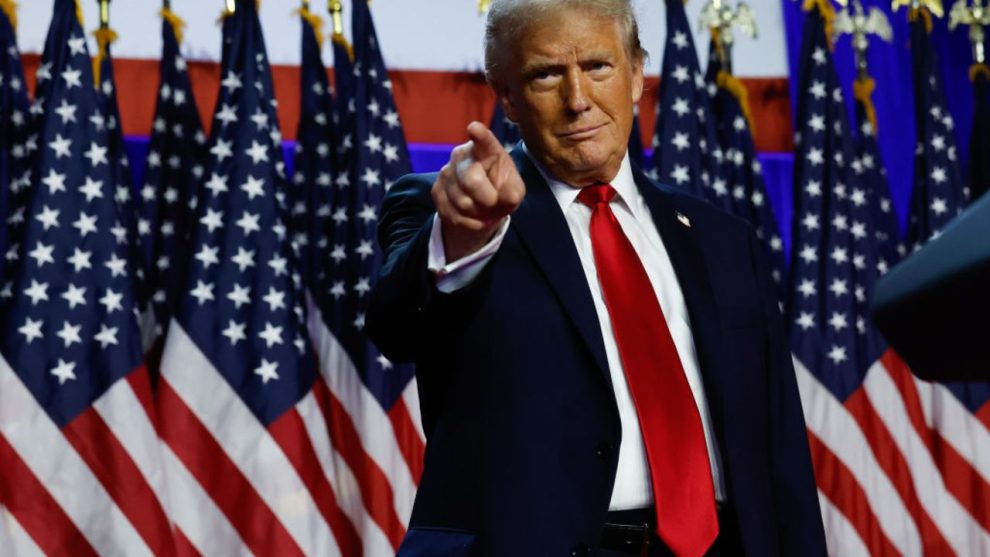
(138, 8, 206, 350)
(906, 7, 990, 545)
(156, 1, 359, 554)
(306, 0, 426, 553)
(330, 6, 353, 165)
(906, 9, 968, 249)
(0, 1, 30, 285)
(705, 39, 787, 296)
(850, 74, 903, 276)
(93, 20, 157, 354)
(291, 6, 336, 289)
(789, 3, 990, 554)
(0, 0, 173, 553)
(650, 0, 727, 207)
(970, 63, 990, 200)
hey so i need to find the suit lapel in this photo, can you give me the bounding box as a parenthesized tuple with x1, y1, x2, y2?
(508, 149, 611, 380)
(635, 175, 732, 442)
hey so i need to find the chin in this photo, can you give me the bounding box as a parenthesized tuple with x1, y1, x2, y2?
(565, 145, 619, 174)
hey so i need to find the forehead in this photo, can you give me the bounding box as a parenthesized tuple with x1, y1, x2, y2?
(512, 8, 627, 64)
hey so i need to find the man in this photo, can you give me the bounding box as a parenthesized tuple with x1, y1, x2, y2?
(368, 1, 826, 555)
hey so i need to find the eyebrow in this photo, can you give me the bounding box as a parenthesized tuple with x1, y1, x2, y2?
(520, 51, 617, 76)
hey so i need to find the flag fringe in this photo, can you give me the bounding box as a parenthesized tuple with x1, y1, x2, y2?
(716, 70, 756, 136)
(91, 26, 118, 87)
(853, 76, 879, 135)
(909, 7, 934, 34)
(295, 7, 325, 48)
(969, 63, 990, 82)
(802, 0, 836, 50)
(74, 0, 84, 27)
(332, 32, 354, 63)
(0, 0, 17, 33)
(160, 7, 186, 45)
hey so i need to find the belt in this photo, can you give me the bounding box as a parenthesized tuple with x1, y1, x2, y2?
(600, 505, 728, 555)
(599, 508, 654, 555)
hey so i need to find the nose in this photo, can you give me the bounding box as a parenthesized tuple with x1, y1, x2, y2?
(562, 67, 591, 115)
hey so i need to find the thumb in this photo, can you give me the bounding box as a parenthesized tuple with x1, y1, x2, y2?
(466, 121, 506, 165)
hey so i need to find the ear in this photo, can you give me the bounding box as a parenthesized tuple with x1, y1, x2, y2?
(495, 80, 519, 123)
(631, 55, 645, 104)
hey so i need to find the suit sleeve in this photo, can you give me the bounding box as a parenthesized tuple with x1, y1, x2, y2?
(749, 230, 828, 555)
(367, 173, 497, 364)
(366, 174, 440, 363)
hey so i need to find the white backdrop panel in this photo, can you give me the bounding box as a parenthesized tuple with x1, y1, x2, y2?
(16, 0, 788, 77)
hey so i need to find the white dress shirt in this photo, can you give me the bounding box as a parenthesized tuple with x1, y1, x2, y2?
(427, 149, 725, 510)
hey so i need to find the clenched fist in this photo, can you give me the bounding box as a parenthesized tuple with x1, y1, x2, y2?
(432, 121, 526, 262)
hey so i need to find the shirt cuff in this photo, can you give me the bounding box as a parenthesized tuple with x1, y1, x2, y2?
(427, 214, 510, 293)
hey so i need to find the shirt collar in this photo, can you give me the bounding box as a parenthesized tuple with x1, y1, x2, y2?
(522, 142, 637, 214)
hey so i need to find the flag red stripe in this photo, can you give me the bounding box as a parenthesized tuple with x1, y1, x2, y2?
(843, 388, 955, 554)
(269, 406, 365, 557)
(312, 378, 406, 549)
(62, 406, 174, 555)
(157, 379, 305, 557)
(0, 432, 99, 557)
(975, 401, 990, 432)
(125, 365, 160, 435)
(387, 396, 425, 484)
(938, 444, 990, 531)
(173, 527, 203, 557)
(807, 431, 902, 557)
(882, 351, 936, 451)
(18, 55, 796, 153)
(883, 351, 990, 529)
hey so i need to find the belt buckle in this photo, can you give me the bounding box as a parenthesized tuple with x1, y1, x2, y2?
(639, 523, 650, 557)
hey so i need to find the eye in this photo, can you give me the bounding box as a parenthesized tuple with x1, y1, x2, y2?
(587, 61, 612, 75)
(531, 69, 556, 82)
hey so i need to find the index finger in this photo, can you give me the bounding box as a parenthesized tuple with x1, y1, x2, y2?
(466, 121, 507, 165)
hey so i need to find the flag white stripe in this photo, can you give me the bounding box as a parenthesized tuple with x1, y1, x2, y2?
(920, 380, 990, 484)
(793, 356, 922, 556)
(0, 354, 152, 557)
(159, 443, 249, 556)
(866, 361, 990, 554)
(161, 322, 338, 556)
(401, 377, 426, 441)
(816, 489, 871, 557)
(92, 377, 172, 518)
(308, 305, 418, 522)
(296, 390, 395, 556)
(0, 505, 44, 557)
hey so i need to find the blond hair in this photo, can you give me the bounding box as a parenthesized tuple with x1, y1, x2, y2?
(484, 0, 646, 84)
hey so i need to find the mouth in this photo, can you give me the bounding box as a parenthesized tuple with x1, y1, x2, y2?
(557, 123, 606, 141)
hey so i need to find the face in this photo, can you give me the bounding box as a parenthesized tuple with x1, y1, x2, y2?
(496, 8, 644, 187)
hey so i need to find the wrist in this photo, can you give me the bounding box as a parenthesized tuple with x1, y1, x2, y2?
(441, 219, 504, 262)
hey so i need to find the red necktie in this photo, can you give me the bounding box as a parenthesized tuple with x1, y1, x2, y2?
(577, 184, 718, 557)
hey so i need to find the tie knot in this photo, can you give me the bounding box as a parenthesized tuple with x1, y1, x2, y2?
(576, 184, 617, 208)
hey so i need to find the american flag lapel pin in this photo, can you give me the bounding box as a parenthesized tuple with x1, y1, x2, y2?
(676, 211, 691, 227)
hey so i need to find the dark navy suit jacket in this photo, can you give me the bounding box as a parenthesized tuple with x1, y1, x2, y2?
(367, 149, 826, 556)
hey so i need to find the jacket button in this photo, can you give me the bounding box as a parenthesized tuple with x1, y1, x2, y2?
(571, 542, 590, 556)
(595, 441, 615, 458)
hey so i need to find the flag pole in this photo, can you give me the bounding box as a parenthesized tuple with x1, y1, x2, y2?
(329, 0, 344, 36)
(328, 0, 353, 61)
(949, 0, 990, 66)
(699, 0, 757, 76)
(93, 0, 116, 85)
